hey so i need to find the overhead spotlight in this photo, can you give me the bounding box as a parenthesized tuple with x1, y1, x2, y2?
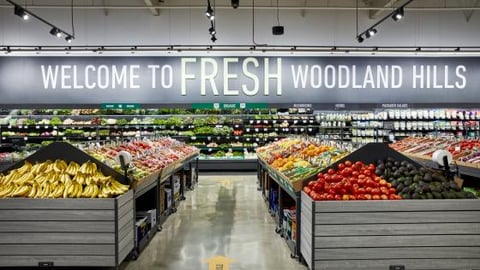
(356, 35, 364, 43)
(209, 27, 216, 35)
(65, 35, 74, 43)
(14, 5, 28, 20)
(392, 7, 404, 21)
(365, 28, 377, 38)
(231, 0, 239, 9)
(205, 0, 214, 19)
(211, 35, 217, 42)
(50, 27, 62, 38)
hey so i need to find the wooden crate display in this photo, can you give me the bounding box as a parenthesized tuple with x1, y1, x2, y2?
(0, 142, 135, 268)
(0, 190, 134, 268)
(301, 192, 480, 270)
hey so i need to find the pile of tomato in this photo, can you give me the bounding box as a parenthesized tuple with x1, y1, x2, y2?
(303, 161, 402, 200)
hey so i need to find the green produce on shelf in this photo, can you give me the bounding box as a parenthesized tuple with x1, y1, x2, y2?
(98, 130, 110, 136)
(41, 140, 54, 146)
(116, 119, 128, 126)
(166, 116, 183, 126)
(193, 118, 207, 127)
(153, 118, 166, 125)
(214, 150, 226, 157)
(206, 116, 219, 125)
(233, 151, 243, 157)
(212, 126, 233, 136)
(179, 131, 195, 137)
(50, 117, 62, 126)
(194, 126, 214, 135)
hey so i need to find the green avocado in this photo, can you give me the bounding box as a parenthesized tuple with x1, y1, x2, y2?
(432, 192, 442, 199)
(426, 192, 434, 199)
(412, 193, 421, 199)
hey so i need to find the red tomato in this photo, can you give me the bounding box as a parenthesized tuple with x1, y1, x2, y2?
(342, 194, 350, 200)
(357, 187, 366, 194)
(327, 168, 335, 175)
(371, 188, 380, 195)
(379, 180, 388, 186)
(335, 194, 342, 200)
(388, 188, 397, 194)
(338, 163, 345, 170)
(355, 161, 364, 166)
(358, 174, 366, 179)
(363, 169, 372, 176)
(374, 176, 382, 182)
(357, 179, 366, 186)
(308, 181, 316, 188)
(304, 186, 312, 194)
(364, 194, 372, 200)
(365, 187, 373, 194)
(344, 182, 353, 191)
(380, 194, 389, 200)
(357, 194, 366, 200)
(313, 183, 324, 192)
(389, 194, 398, 200)
(352, 183, 360, 190)
(349, 195, 357, 200)
(340, 188, 348, 195)
(326, 194, 334, 200)
(324, 175, 331, 182)
(317, 173, 324, 179)
(344, 161, 352, 167)
(328, 189, 336, 196)
(365, 179, 374, 187)
(352, 171, 360, 177)
(368, 163, 376, 170)
(372, 195, 381, 200)
(320, 194, 328, 201)
(387, 183, 392, 188)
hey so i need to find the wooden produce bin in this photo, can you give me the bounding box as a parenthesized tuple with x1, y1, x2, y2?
(300, 143, 480, 270)
(0, 190, 134, 268)
(301, 191, 480, 270)
(0, 142, 135, 268)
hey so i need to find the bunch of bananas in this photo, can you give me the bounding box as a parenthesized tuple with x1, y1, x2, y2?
(0, 160, 130, 199)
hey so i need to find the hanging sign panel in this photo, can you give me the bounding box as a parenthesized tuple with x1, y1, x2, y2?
(0, 56, 478, 105)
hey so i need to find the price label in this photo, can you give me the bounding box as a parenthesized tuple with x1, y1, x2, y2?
(256, 120, 261, 124)
(18, 125, 23, 129)
(263, 120, 268, 124)
(7, 125, 11, 129)
(273, 120, 276, 124)
(274, 128, 279, 131)
(191, 136, 197, 140)
(226, 136, 230, 139)
(1, 137, 5, 140)
(300, 128, 305, 132)
(217, 136, 221, 140)
(275, 138, 279, 141)
(309, 120, 314, 124)
(264, 128, 268, 132)
(294, 120, 298, 124)
(255, 128, 259, 132)
(455, 146, 461, 152)
(208, 148, 212, 152)
(308, 128, 313, 132)
(246, 128, 250, 132)
(36, 126, 40, 129)
(88, 137, 92, 140)
(106, 137, 110, 140)
(116, 136, 120, 139)
(303, 120, 307, 124)
(246, 138, 251, 142)
(180, 125, 184, 129)
(62, 137, 67, 140)
(235, 125, 239, 128)
(24, 137, 28, 141)
(207, 136, 211, 140)
(45, 126, 49, 129)
(256, 138, 260, 142)
(53, 126, 58, 130)
(249, 120, 254, 124)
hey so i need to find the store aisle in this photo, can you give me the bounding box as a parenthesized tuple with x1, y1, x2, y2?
(121, 173, 307, 270)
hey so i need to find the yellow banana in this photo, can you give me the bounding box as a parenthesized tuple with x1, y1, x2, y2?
(75, 184, 83, 198)
(0, 184, 14, 198)
(12, 185, 30, 197)
(79, 162, 89, 174)
(90, 184, 99, 198)
(27, 183, 38, 198)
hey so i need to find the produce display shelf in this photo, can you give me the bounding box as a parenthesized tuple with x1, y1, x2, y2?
(403, 153, 480, 179)
(301, 192, 480, 270)
(0, 142, 134, 269)
(198, 158, 257, 171)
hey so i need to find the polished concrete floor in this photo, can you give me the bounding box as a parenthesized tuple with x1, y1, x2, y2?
(121, 173, 307, 270)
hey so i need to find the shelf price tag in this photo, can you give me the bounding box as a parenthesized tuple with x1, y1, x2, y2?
(303, 120, 307, 124)
(246, 138, 250, 141)
(53, 126, 57, 130)
(235, 136, 239, 140)
(35, 125, 40, 129)
(256, 120, 261, 124)
(246, 128, 250, 132)
(62, 137, 67, 140)
(249, 120, 254, 124)
(1, 137, 5, 140)
(256, 138, 260, 142)
(191, 136, 196, 140)
(24, 137, 28, 141)
(208, 148, 212, 152)
(88, 137, 92, 140)
(207, 136, 211, 140)
(7, 125, 11, 129)
(294, 120, 298, 124)
(235, 125, 239, 128)
(263, 120, 268, 124)
(255, 128, 259, 132)
(264, 128, 268, 132)
(274, 128, 279, 131)
(106, 137, 110, 140)
(217, 136, 221, 140)
(300, 128, 305, 132)
(309, 120, 314, 124)
(273, 120, 277, 124)
(45, 125, 49, 129)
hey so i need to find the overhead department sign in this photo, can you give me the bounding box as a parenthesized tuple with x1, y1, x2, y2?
(0, 56, 478, 105)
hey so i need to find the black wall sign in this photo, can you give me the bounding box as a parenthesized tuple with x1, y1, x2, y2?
(0, 56, 478, 106)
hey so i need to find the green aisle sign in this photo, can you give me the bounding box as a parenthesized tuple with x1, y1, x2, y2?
(192, 103, 268, 109)
(101, 103, 140, 109)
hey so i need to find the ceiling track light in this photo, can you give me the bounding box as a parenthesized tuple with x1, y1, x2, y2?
(14, 5, 28, 20)
(355, 0, 414, 42)
(231, 0, 239, 9)
(205, 0, 214, 19)
(7, 0, 74, 43)
(392, 7, 404, 21)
